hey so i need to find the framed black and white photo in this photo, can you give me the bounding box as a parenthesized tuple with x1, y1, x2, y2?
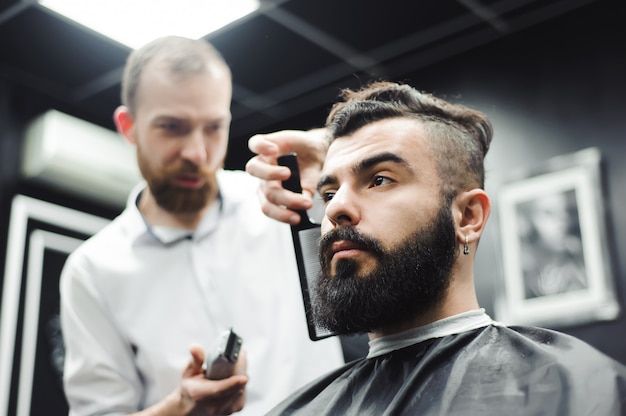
(0, 195, 109, 416)
(494, 147, 619, 328)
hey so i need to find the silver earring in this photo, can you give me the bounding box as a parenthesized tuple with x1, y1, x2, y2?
(463, 235, 470, 255)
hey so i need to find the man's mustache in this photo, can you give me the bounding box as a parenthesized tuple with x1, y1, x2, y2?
(163, 161, 209, 176)
(318, 227, 384, 266)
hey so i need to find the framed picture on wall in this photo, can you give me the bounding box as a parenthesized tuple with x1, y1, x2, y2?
(0, 195, 109, 416)
(494, 147, 620, 328)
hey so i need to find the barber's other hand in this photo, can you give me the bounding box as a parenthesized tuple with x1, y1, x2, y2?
(246, 129, 327, 225)
(176, 343, 248, 415)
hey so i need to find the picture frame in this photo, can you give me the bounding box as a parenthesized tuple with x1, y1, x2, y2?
(0, 195, 109, 416)
(494, 147, 620, 328)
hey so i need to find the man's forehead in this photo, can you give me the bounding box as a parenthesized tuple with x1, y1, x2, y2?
(326, 118, 428, 163)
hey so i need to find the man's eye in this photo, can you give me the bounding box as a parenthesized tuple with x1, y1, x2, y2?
(206, 124, 223, 133)
(320, 191, 336, 203)
(373, 176, 392, 187)
(160, 122, 181, 132)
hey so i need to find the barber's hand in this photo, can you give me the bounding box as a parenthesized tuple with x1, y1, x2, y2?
(246, 129, 327, 225)
(178, 344, 248, 415)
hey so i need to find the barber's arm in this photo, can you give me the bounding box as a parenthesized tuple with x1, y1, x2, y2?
(246, 128, 327, 225)
(61, 258, 146, 415)
(61, 258, 248, 416)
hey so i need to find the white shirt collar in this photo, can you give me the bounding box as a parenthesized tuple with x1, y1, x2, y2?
(121, 170, 243, 244)
(367, 309, 497, 358)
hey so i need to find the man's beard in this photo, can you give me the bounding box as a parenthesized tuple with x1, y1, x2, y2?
(137, 150, 216, 214)
(314, 202, 458, 334)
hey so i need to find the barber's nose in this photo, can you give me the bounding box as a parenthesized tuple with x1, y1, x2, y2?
(325, 187, 360, 227)
(180, 130, 208, 164)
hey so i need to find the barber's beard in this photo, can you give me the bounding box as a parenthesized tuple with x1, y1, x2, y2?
(138, 153, 216, 214)
(314, 203, 458, 335)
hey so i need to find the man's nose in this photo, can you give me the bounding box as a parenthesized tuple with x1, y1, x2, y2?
(325, 187, 360, 228)
(180, 129, 207, 164)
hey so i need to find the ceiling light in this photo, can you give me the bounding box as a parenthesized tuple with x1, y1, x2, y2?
(38, 0, 260, 49)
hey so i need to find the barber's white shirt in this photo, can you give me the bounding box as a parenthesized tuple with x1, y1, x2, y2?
(60, 169, 344, 416)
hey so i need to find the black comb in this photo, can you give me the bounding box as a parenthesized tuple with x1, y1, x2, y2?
(278, 154, 336, 341)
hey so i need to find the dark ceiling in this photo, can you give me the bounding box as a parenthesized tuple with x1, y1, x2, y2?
(0, 0, 605, 170)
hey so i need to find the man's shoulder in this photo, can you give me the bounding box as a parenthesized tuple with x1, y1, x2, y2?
(63, 209, 134, 267)
(465, 324, 623, 365)
(503, 324, 621, 361)
(456, 324, 626, 391)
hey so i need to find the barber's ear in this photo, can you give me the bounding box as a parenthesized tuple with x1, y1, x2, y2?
(113, 106, 136, 145)
(451, 189, 491, 245)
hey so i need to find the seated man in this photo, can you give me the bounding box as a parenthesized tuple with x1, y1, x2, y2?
(247, 81, 626, 415)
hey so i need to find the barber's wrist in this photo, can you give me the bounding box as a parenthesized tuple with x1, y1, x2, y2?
(161, 388, 194, 416)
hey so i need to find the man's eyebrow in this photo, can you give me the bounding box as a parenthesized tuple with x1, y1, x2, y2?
(152, 115, 183, 124)
(353, 152, 408, 176)
(317, 152, 409, 192)
(317, 174, 337, 193)
(152, 114, 231, 123)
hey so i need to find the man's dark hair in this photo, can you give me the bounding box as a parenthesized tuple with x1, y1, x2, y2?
(325, 81, 493, 200)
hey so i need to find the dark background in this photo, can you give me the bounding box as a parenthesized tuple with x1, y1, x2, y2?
(1, 0, 625, 413)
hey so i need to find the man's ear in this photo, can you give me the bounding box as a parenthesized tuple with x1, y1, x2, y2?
(113, 105, 136, 145)
(452, 188, 491, 245)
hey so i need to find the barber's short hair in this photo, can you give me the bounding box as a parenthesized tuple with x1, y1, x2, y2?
(325, 81, 493, 200)
(121, 36, 230, 115)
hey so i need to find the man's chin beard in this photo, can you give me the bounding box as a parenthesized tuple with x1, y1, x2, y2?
(313, 205, 458, 335)
(137, 154, 216, 214)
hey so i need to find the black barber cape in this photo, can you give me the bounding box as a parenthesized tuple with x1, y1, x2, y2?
(267, 325, 626, 415)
